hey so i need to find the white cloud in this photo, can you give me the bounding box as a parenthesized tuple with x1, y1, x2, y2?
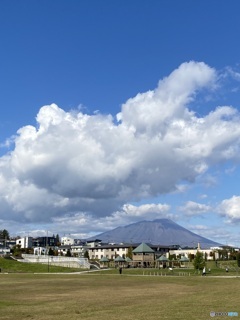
(217, 195, 240, 221)
(225, 66, 240, 82)
(106, 203, 172, 226)
(199, 194, 208, 199)
(1, 61, 240, 234)
(179, 201, 211, 216)
(187, 223, 233, 245)
(121, 203, 170, 216)
(50, 202, 171, 237)
(117, 61, 216, 136)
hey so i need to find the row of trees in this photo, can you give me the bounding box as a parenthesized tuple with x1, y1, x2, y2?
(193, 251, 240, 270)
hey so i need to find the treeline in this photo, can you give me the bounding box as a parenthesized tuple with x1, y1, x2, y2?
(0, 229, 60, 243)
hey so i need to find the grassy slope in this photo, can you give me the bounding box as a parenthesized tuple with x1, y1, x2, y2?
(0, 257, 83, 273)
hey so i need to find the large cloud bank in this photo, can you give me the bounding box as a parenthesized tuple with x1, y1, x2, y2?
(1, 61, 240, 229)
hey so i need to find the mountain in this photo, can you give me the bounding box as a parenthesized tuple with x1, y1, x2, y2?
(88, 219, 222, 249)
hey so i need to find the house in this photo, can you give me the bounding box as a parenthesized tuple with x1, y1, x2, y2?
(16, 236, 33, 249)
(34, 247, 47, 255)
(132, 243, 155, 267)
(86, 239, 102, 248)
(33, 236, 57, 248)
(61, 236, 74, 246)
(149, 244, 172, 259)
(168, 243, 219, 261)
(88, 243, 133, 260)
(71, 244, 87, 257)
(58, 245, 71, 256)
(87, 241, 171, 262)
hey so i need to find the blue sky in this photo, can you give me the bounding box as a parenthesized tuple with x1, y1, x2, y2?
(1, 0, 240, 246)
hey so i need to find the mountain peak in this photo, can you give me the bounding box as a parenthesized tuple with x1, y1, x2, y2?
(88, 219, 221, 249)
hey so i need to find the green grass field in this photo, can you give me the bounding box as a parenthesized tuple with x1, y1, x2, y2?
(0, 271, 240, 319)
(0, 257, 83, 273)
(0, 273, 239, 320)
(0, 258, 239, 319)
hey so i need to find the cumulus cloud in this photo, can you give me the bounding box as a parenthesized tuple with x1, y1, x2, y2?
(179, 201, 212, 216)
(217, 195, 240, 221)
(50, 202, 171, 237)
(104, 203, 172, 227)
(1, 61, 240, 234)
(117, 61, 217, 134)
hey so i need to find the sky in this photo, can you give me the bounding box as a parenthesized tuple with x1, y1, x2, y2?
(1, 0, 240, 246)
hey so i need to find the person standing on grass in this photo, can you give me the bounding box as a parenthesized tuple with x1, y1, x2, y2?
(119, 266, 122, 274)
(202, 267, 206, 276)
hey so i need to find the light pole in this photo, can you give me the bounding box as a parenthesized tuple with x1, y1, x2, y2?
(46, 230, 49, 272)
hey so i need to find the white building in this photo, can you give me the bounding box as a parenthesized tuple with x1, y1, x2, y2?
(86, 239, 102, 248)
(16, 237, 33, 249)
(34, 247, 47, 255)
(88, 244, 130, 260)
(168, 243, 218, 261)
(61, 237, 74, 246)
(71, 244, 86, 257)
(57, 244, 87, 257)
(58, 245, 71, 256)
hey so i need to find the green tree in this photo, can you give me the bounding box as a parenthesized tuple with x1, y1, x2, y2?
(188, 253, 194, 262)
(66, 249, 71, 257)
(193, 251, 205, 270)
(126, 246, 133, 259)
(84, 250, 89, 259)
(0, 229, 10, 240)
(236, 252, 240, 267)
(11, 245, 22, 257)
(220, 249, 228, 260)
(48, 247, 54, 256)
(228, 248, 237, 260)
(55, 234, 61, 246)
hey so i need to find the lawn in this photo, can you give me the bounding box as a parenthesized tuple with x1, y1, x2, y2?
(0, 257, 83, 273)
(0, 272, 239, 320)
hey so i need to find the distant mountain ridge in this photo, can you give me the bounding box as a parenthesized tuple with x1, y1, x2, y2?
(88, 219, 221, 249)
